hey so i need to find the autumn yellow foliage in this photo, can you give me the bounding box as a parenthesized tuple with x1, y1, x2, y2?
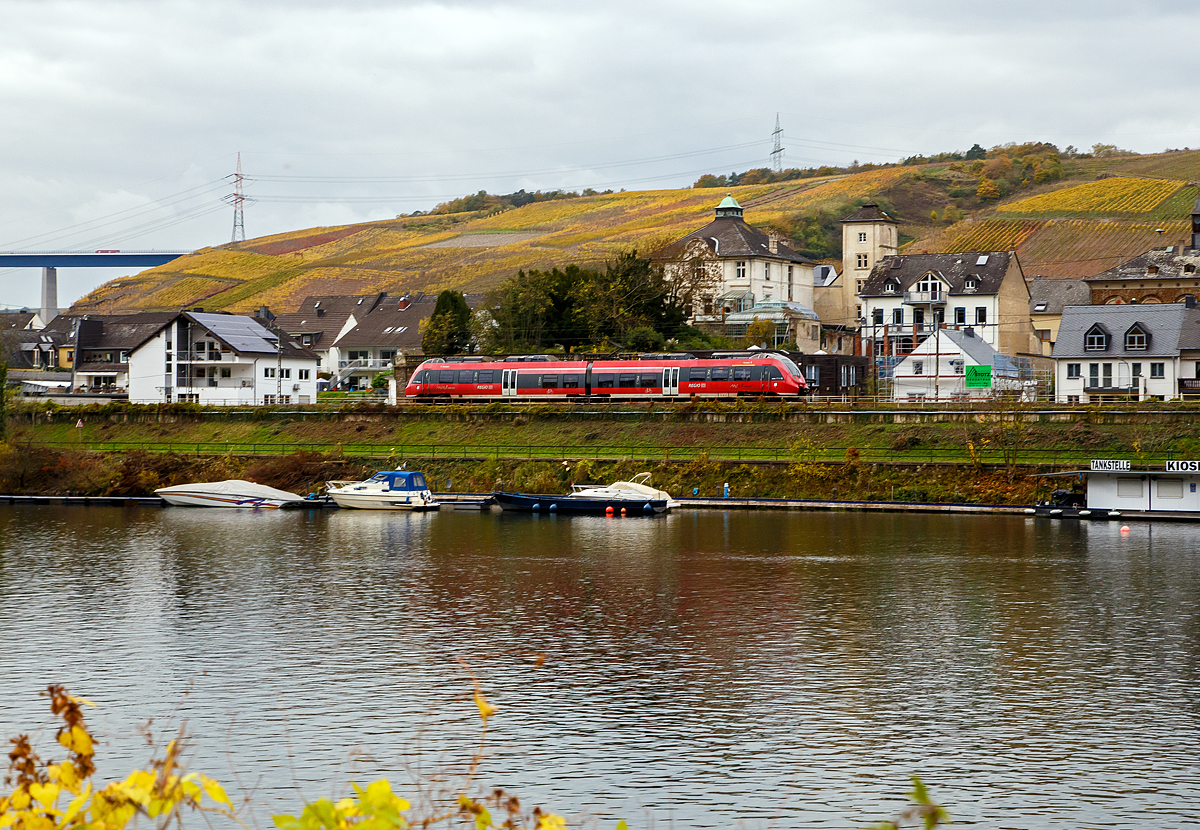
(0, 682, 574, 830)
(998, 176, 1185, 216)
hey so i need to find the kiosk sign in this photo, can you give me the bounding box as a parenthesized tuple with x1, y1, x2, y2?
(1090, 459, 1131, 471)
(1165, 460, 1200, 472)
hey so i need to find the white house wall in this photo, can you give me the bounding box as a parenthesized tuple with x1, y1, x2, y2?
(127, 330, 170, 402)
(717, 257, 815, 309)
(864, 295, 1001, 351)
(1054, 357, 1180, 402)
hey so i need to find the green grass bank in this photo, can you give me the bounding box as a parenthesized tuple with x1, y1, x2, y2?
(4, 400, 1200, 502)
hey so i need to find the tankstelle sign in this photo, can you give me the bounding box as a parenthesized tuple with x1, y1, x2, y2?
(1090, 459, 1131, 471)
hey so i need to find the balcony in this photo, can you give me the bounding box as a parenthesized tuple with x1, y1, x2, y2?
(338, 358, 394, 370)
(189, 379, 255, 389)
(903, 290, 946, 305)
(176, 351, 228, 362)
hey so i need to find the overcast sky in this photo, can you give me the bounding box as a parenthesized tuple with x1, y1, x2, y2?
(2, 0, 1198, 310)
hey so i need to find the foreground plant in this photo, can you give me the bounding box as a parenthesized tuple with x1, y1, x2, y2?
(0, 684, 236, 830)
(1, 678, 573, 830)
(3, 682, 941, 830)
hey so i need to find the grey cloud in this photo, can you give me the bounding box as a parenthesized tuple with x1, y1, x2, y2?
(1, 0, 1197, 309)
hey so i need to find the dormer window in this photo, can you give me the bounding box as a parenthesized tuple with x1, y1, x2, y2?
(965, 278, 977, 292)
(1186, 264, 1196, 274)
(1085, 323, 1110, 351)
(1125, 323, 1149, 351)
(1147, 265, 1158, 275)
(917, 275, 942, 299)
(883, 279, 899, 294)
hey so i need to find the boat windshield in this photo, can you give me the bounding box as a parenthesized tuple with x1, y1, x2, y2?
(410, 474, 426, 489)
(774, 355, 803, 379)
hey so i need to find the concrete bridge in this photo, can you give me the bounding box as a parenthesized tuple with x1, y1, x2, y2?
(0, 250, 190, 322)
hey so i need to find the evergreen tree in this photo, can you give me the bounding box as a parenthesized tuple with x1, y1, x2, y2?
(422, 290, 473, 354)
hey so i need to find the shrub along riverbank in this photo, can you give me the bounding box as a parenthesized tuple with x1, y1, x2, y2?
(3, 399, 1197, 502)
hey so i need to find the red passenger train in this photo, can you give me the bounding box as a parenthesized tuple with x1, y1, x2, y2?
(405, 354, 808, 400)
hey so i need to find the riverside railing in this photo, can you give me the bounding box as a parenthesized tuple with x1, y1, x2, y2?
(29, 440, 1179, 467)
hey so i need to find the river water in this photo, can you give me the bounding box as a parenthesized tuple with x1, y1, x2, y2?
(1, 505, 1198, 829)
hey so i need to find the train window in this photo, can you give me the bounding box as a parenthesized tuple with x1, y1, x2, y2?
(732, 366, 752, 381)
(618, 374, 638, 388)
(477, 370, 493, 383)
(540, 374, 559, 388)
(457, 370, 474, 383)
(562, 374, 581, 388)
(765, 366, 783, 381)
(412, 371, 426, 383)
(688, 368, 708, 381)
(438, 370, 455, 383)
(516, 374, 538, 389)
(596, 374, 614, 388)
(711, 367, 730, 380)
(639, 373, 660, 387)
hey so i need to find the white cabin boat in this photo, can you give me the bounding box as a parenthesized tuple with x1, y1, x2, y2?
(326, 469, 440, 511)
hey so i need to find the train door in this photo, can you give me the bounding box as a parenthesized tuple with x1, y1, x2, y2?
(501, 368, 518, 397)
(661, 367, 679, 396)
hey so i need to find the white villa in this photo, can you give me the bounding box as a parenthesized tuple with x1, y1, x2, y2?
(127, 311, 319, 405)
(1052, 302, 1200, 403)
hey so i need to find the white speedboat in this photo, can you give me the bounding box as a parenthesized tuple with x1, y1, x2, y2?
(326, 469, 440, 511)
(571, 472, 680, 510)
(155, 480, 306, 508)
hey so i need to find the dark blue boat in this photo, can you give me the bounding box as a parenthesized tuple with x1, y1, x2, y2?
(492, 490, 668, 515)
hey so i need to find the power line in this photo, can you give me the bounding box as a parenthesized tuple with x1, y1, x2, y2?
(1, 179, 229, 250)
(228, 152, 246, 243)
(771, 114, 784, 174)
(246, 140, 767, 185)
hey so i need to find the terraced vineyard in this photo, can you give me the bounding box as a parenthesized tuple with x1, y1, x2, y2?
(72, 149, 1200, 314)
(997, 176, 1191, 217)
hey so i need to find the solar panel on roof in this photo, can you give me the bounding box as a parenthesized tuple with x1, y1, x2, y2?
(189, 312, 276, 354)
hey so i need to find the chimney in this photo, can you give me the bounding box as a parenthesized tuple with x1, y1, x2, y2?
(1192, 194, 1200, 249)
(768, 230, 780, 254)
(964, 326, 975, 338)
(1186, 296, 1197, 309)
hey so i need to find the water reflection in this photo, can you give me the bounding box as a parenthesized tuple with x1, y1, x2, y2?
(1, 506, 1199, 829)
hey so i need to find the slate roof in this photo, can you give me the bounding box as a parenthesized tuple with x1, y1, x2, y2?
(651, 211, 817, 265)
(4, 330, 58, 369)
(50, 312, 178, 373)
(1085, 246, 1200, 283)
(332, 294, 437, 350)
(332, 293, 486, 350)
(274, 293, 392, 347)
(1, 311, 38, 329)
(813, 264, 839, 287)
(1029, 277, 1090, 314)
(1052, 303, 1200, 359)
(860, 251, 1018, 297)
(840, 200, 896, 224)
(938, 327, 1000, 365)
